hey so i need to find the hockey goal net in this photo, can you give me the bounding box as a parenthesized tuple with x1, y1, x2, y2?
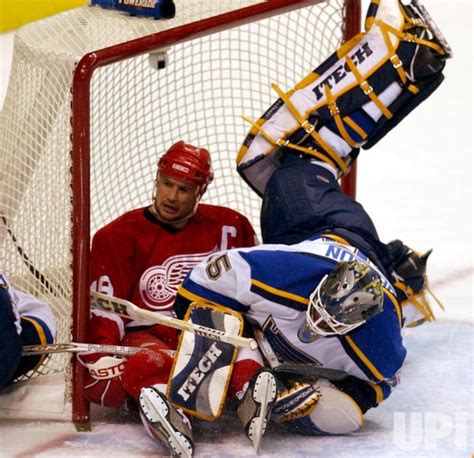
(0, 0, 360, 425)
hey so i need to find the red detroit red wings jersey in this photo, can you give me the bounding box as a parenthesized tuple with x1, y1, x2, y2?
(90, 204, 257, 316)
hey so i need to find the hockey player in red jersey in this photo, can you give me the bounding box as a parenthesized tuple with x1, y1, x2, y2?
(78, 142, 265, 449)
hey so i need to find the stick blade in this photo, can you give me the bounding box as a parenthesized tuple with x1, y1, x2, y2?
(274, 364, 348, 382)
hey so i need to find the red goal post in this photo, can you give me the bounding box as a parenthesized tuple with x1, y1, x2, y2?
(0, 0, 361, 426)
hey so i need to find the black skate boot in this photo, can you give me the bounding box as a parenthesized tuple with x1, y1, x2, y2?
(236, 367, 277, 453)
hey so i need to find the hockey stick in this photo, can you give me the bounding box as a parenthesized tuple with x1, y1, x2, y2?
(21, 342, 176, 357)
(1, 214, 66, 297)
(90, 291, 258, 350)
(254, 330, 348, 382)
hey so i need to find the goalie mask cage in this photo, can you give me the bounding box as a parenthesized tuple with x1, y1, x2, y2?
(0, 0, 360, 425)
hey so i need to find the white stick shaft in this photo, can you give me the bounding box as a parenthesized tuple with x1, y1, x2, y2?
(254, 330, 280, 368)
(90, 291, 257, 350)
(21, 342, 175, 356)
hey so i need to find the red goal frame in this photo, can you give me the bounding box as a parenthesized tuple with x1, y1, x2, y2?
(71, 0, 361, 426)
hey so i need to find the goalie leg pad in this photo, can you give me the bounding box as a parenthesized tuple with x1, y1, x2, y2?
(139, 387, 193, 458)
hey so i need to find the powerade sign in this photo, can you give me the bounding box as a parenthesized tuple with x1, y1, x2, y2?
(90, 0, 175, 19)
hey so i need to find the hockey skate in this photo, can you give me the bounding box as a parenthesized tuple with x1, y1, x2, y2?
(139, 386, 194, 458)
(236, 367, 277, 454)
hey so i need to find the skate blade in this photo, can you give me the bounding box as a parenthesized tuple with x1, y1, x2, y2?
(248, 371, 277, 454)
(139, 388, 193, 458)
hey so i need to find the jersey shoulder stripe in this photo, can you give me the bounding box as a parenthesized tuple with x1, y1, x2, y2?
(178, 280, 248, 313)
(239, 249, 334, 299)
(341, 335, 386, 382)
(250, 279, 308, 311)
(384, 287, 402, 327)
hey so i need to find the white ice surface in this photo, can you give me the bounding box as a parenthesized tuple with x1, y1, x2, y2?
(0, 324, 472, 457)
(0, 1, 472, 457)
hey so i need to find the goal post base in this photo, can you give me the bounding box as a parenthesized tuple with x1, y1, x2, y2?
(0, 0, 360, 425)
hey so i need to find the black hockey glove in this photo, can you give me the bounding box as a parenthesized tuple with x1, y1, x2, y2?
(386, 239, 431, 302)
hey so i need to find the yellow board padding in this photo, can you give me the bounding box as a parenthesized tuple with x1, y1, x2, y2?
(0, 0, 87, 32)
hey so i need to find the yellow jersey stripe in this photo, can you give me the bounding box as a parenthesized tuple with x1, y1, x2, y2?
(384, 288, 402, 327)
(321, 233, 351, 245)
(21, 316, 48, 370)
(251, 279, 308, 305)
(177, 286, 220, 308)
(367, 381, 384, 404)
(344, 335, 385, 382)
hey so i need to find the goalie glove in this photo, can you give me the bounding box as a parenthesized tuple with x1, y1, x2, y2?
(387, 240, 444, 326)
(78, 353, 127, 408)
(272, 382, 320, 423)
(388, 240, 430, 295)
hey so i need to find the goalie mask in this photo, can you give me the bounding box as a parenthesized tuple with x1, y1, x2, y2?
(158, 141, 214, 197)
(301, 261, 384, 339)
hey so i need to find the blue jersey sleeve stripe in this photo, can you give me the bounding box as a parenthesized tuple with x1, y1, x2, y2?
(179, 280, 249, 313)
(250, 279, 308, 312)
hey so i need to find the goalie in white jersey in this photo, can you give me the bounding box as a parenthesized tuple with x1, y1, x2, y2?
(174, 238, 404, 434)
(0, 271, 56, 390)
(173, 152, 440, 436)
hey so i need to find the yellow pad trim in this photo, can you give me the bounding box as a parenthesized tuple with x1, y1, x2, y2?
(376, 21, 409, 85)
(324, 85, 361, 148)
(343, 116, 368, 140)
(375, 19, 446, 56)
(241, 115, 339, 169)
(345, 56, 393, 120)
(271, 83, 348, 173)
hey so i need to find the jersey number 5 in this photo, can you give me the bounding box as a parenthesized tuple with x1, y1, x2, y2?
(206, 254, 232, 280)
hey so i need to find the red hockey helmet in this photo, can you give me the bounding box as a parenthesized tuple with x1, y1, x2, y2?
(158, 141, 214, 195)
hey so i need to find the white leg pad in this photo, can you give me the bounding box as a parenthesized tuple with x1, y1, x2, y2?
(308, 383, 364, 434)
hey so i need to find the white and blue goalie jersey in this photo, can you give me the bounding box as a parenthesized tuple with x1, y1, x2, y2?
(174, 237, 406, 409)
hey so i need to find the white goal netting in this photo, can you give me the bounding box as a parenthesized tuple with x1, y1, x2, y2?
(0, 0, 355, 419)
